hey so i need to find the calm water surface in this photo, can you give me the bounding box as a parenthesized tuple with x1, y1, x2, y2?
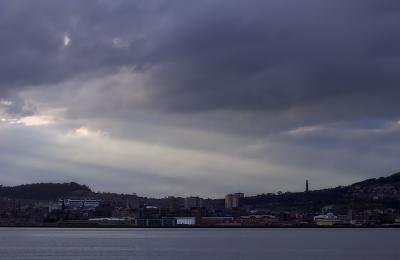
(0, 228, 399, 259)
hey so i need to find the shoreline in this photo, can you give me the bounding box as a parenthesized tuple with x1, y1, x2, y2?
(1, 224, 399, 228)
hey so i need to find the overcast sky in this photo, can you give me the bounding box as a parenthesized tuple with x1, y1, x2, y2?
(1, 0, 400, 198)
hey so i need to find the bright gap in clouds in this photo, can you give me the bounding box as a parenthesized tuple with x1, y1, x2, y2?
(0, 116, 53, 126)
(19, 116, 53, 126)
(74, 126, 107, 138)
(63, 34, 71, 47)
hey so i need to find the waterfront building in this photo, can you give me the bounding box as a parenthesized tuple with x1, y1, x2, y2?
(184, 196, 203, 209)
(57, 199, 100, 209)
(201, 216, 236, 226)
(240, 214, 277, 226)
(176, 217, 196, 225)
(225, 193, 244, 209)
(314, 212, 338, 226)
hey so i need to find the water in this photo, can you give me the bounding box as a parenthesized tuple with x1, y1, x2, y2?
(0, 228, 398, 259)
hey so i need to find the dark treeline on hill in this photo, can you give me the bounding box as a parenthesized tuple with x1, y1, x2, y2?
(0, 182, 91, 200)
(353, 172, 400, 186)
(243, 172, 400, 210)
(0, 172, 399, 207)
(243, 187, 347, 208)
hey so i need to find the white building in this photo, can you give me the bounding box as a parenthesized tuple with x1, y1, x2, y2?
(58, 199, 100, 209)
(175, 217, 196, 225)
(314, 213, 338, 226)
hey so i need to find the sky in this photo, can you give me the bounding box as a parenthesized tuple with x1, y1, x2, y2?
(1, 0, 400, 198)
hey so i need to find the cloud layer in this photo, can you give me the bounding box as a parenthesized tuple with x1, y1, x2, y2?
(0, 0, 400, 197)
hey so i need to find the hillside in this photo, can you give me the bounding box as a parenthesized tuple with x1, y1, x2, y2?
(243, 172, 400, 210)
(352, 172, 400, 186)
(0, 182, 91, 200)
(1, 172, 399, 208)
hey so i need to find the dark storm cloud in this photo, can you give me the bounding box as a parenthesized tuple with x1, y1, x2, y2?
(0, 0, 399, 124)
(0, 0, 167, 95)
(147, 0, 400, 119)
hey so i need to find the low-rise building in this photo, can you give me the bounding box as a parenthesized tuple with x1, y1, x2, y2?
(176, 217, 196, 225)
(184, 197, 203, 209)
(58, 199, 100, 209)
(314, 213, 338, 226)
(240, 214, 277, 226)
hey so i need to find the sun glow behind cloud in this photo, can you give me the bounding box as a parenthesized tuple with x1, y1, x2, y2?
(74, 126, 107, 138)
(0, 115, 53, 126)
(19, 116, 53, 126)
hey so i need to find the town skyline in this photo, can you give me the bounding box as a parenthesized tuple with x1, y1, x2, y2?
(1, 171, 398, 199)
(1, 171, 400, 228)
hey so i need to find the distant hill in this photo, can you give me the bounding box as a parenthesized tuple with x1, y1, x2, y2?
(352, 172, 400, 186)
(243, 172, 400, 210)
(1, 172, 399, 209)
(0, 182, 91, 200)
